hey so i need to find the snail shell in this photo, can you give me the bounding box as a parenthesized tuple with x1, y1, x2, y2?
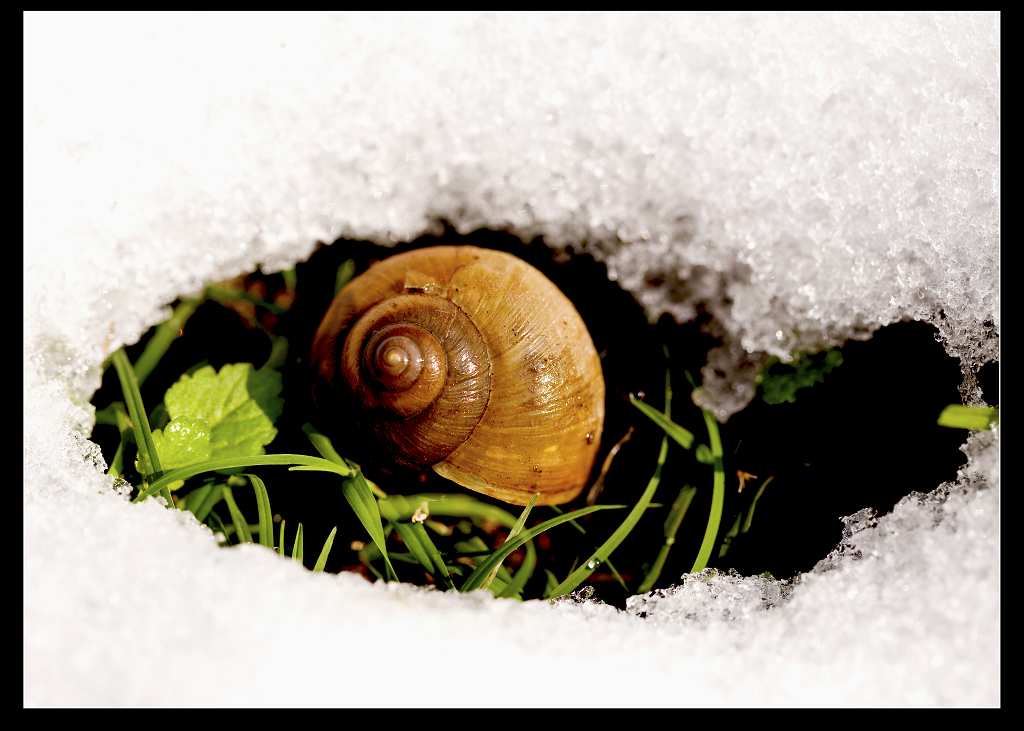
(310, 245, 605, 506)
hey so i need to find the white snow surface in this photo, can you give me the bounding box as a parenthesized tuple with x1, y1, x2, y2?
(24, 12, 999, 706)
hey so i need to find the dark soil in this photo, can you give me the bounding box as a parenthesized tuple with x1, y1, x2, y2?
(90, 225, 990, 608)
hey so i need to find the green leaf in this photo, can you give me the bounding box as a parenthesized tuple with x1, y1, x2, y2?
(313, 527, 338, 573)
(461, 504, 624, 593)
(759, 349, 843, 405)
(162, 363, 284, 463)
(278, 520, 287, 557)
(938, 404, 998, 431)
(630, 395, 694, 449)
(246, 474, 275, 549)
(147, 417, 214, 472)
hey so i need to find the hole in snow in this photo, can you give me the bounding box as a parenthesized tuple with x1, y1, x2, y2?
(88, 226, 978, 609)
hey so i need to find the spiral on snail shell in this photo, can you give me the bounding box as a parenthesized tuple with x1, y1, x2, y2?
(310, 246, 605, 506)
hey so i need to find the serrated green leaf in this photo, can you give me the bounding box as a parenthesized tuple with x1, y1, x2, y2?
(162, 363, 283, 463)
(146, 417, 214, 472)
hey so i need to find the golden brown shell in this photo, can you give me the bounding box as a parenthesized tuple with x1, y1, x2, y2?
(310, 245, 605, 506)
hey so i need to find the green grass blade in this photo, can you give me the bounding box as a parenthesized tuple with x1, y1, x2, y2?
(481, 494, 537, 592)
(193, 483, 224, 522)
(543, 570, 560, 598)
(499, 540, 536, 600)
(717, 514, 743, 559)
(411, 522, 455, 590)
(303, 423, 389, 500)
(246, 474, 275, 549)
(460, 504, 623, 593)
(135, 454, 352, 501)
(455, 537, 516, 588)
(221, 523, 261, 537)
(222, 486, 252, 543)
(183, 482, 214, 515)
(262, 336, 289, 372)
(105, 403, 132, 479)
(630, 394, 694, 449)
(393, 521, 434, 574)
(292, 523, 304, 562)
(111, 349, 169, 504)
(206, 284, 286, 315)
(342, 470, 397, 581)
(741, 476, 774, 533)
(548, 370, 674, 599)
(208, 511, 229, 543)
(302, 423, 347, 464)
(549, 505, 628, 592)
(690, 408, 725, 573)
(638, 484, 697, 594)
(278, 520, 286, 557)
(133, 298, 201, 386)
(312, 527, 338, 573)
(938, 404, 999, 431)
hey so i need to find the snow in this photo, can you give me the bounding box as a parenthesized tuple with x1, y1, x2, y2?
(24, 11, 999, 706)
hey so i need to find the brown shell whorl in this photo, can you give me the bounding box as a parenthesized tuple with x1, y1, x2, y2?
(358, 322, 447, 417)
(338, 293, 492, 468)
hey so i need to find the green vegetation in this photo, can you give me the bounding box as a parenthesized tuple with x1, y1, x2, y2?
(758, 348, 843, 405)
(937, 404, 998, 431)
(93, 266, 785, 602)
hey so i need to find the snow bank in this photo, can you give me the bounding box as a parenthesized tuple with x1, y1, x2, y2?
(24, 12, 999, 706)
